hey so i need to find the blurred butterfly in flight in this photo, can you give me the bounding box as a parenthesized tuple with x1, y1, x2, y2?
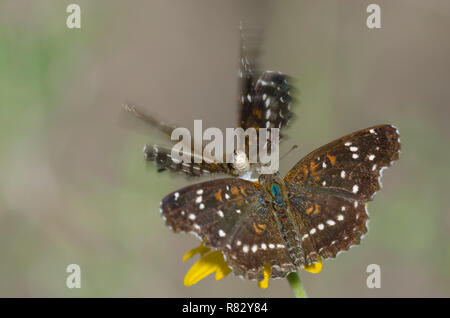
(160, 125, 401, 281)
(123, 26, 294, 180)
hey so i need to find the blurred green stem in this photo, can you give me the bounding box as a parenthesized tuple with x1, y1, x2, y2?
(286, 272, 308, 298)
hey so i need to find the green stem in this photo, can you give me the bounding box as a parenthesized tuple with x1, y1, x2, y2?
(286, 272, 308, 298)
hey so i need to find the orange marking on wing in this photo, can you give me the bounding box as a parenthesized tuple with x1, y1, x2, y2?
(302, 165, 310, 178)
(253, 222, 266, 234)
(231, 186, 239, 195)
(240, 186, 247, 196)
(310, 161, 320, 171)
(215, 189, 223, 202)
(309, 161, 321, 176)
(327, 154, 336, 166)
(306, 205, 314, 215)
(312, 203, 320, 215)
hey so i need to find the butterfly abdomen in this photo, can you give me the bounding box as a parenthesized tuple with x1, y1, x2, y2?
(268, 182, 305, 268)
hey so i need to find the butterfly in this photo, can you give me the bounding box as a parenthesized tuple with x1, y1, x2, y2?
(160, 125, 401, 281)
(124, 26, 294, 179)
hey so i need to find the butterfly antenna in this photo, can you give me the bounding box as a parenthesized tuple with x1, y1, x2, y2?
(121, 102, 176, 137)
(280, 145, 298, 161)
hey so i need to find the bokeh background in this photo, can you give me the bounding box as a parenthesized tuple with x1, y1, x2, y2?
(1, 0, 449, 297)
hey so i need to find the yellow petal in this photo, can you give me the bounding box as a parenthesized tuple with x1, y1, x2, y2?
(182, 241, 211, 262)
(184, 251, 231, 286)
(257, 263, 271, 289)
(303, 256, 322, 274)
(215, 260, 232, 280)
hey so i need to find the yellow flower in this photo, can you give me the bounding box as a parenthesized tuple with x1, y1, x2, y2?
(257, 263, 271, 289)
(183, 241, 232, 287)
(183, 241, 323, 288)
(303, 257, 323, 274)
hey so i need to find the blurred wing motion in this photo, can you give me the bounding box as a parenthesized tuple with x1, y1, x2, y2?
(239, 70, 293, 134)
(128, 25, 295, 178)
(284, 125, 401, 261)
(160, 178, 294, 281)
(124, 103, 232, 177)
(238, 27, 293, 141)
(144, 144, 232, 177)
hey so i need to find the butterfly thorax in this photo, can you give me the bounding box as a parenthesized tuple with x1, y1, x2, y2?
(259, 174, 305, 267)
(231, 150, 251, 175)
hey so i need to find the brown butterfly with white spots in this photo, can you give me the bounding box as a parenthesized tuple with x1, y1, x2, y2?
(160, 125, 400, 281)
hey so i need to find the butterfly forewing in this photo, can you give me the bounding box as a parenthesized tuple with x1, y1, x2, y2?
(144, 144, 232, 177)
(160, 178, 293, 281)
(285, 125, 401, 201)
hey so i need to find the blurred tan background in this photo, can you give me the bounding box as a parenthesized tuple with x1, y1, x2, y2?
(0, 0, 449, 297)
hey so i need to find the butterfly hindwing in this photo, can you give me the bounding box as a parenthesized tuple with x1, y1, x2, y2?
(240, 71, 293, 134)
(160, 178, 293, 281)
(288, 191, 369, 262)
